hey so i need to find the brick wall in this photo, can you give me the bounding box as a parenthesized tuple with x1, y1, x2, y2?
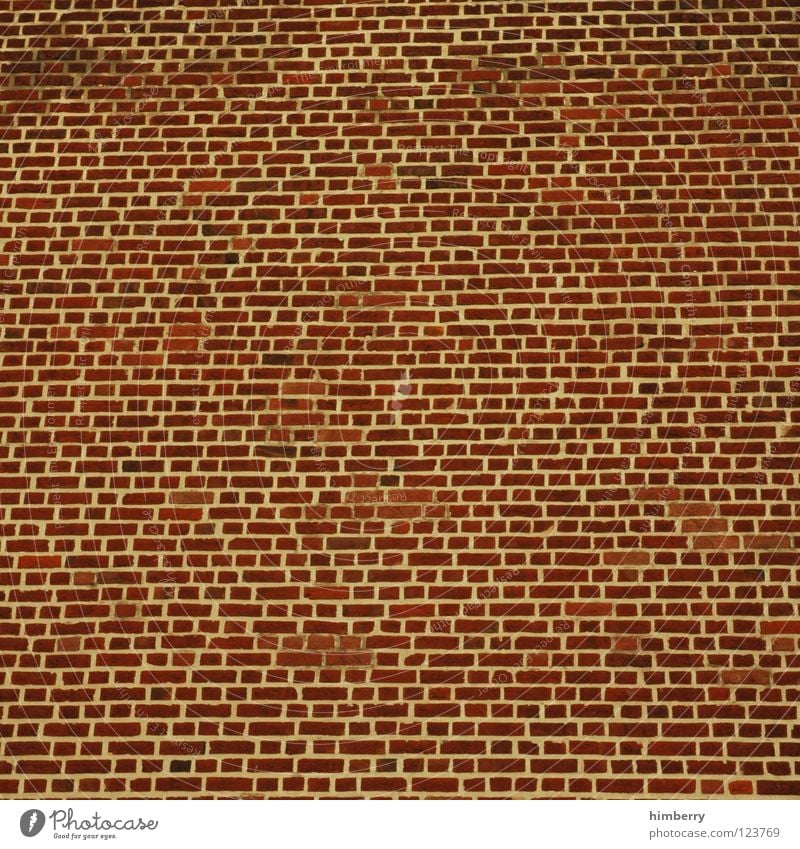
(1, 0, 799, 798)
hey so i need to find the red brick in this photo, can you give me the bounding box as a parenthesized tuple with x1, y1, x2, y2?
(1, 0, 797, 804)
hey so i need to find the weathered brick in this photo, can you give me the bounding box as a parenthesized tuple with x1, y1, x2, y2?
(1, 0, 798, 803)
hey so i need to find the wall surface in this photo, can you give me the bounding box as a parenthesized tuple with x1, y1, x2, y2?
(1, 0, 799, 798)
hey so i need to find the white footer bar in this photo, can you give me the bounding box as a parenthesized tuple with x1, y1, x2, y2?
(1, 800, 797, 849)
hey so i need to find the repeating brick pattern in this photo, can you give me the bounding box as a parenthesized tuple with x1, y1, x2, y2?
(1, 0, 799, 799)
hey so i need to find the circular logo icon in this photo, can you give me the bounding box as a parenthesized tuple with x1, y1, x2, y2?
(19, 810, 45, 837)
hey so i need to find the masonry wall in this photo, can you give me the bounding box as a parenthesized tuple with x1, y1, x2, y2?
(1, 0, 799, 799)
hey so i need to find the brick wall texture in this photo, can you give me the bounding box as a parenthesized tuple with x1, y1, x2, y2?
(1, 0, 800, 800)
